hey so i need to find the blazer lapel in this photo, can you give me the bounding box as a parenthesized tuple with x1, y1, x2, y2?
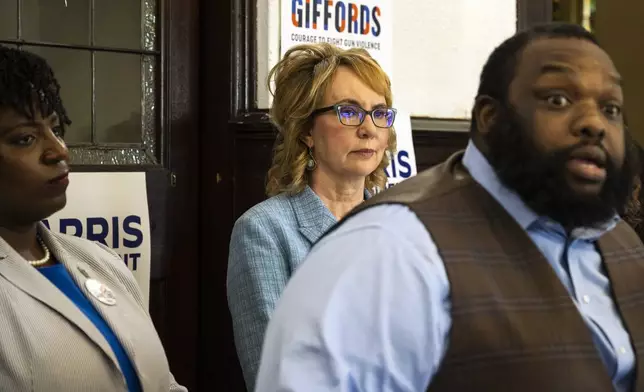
(0, 227, 120, 368)
(293, 186, 338, 244)
(43, 227, 159, 389)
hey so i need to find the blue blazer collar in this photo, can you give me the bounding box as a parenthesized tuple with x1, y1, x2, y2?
(292, 186, 336, 244)
(292, 186, 372, 244)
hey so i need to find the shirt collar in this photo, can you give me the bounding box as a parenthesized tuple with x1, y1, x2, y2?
(461, 140, 619, 240)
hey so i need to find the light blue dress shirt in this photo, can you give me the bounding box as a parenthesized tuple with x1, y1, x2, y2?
(255, 141, 635, 392)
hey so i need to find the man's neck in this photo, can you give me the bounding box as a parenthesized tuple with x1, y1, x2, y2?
(310, 170, 366, 220)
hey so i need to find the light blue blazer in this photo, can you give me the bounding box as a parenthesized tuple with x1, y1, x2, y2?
(227, 186, 363, 390)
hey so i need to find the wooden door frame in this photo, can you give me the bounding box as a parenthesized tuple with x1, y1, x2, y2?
(198, 0, 243, 389)
(154, 0, 200, 389)
(517, 0, 553, 29)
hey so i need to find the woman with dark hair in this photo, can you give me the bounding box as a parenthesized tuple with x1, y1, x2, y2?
(0, 45, 185, 391)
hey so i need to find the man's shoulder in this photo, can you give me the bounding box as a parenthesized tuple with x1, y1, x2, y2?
(362, 153, 473, 211)
(320, 203, 428, 248)
(604, 220, 644, 249)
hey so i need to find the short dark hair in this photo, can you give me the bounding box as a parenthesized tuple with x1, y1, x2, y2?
(471, 23, 599, 133)
(0, 45, 71, 129)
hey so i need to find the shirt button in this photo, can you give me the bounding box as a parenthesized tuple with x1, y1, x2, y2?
(582, 295, 591, 304)
(619, 347, 627, 355)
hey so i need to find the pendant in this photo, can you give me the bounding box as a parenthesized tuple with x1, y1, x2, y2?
(85, 278, 117, 306)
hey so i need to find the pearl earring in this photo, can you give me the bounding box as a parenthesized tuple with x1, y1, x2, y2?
(306, 147, 317, 171)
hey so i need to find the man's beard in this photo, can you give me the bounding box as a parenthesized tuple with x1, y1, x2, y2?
(483, 107, 639, 230)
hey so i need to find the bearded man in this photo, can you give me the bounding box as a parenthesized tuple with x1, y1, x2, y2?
(255, 23, 644, 392)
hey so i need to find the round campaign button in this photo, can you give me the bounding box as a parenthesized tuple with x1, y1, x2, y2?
(85, 279, 117, 306)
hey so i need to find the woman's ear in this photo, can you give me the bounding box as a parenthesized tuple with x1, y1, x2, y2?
(303, 130, 314, 149)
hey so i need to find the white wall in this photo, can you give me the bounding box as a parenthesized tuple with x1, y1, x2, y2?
(256, 0, 281, 110)
(256, 0, 516, 121)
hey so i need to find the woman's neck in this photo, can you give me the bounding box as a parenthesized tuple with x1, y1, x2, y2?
(309, 171, 366, 220)
(0, 224, 44, 261)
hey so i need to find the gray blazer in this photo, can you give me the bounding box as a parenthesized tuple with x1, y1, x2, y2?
(0, 223, 186, 392)
(227, 186, 339, 390)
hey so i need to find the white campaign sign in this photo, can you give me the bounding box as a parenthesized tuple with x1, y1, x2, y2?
(385, 109, 417, 187)
(43, 172, 152, 308)
(281, 0, 393, 76)
(280, 0, 417, 188)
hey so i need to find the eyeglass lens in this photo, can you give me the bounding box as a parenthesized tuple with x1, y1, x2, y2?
(337, 105, 395, 128)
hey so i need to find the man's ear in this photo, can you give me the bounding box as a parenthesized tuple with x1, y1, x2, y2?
(473, 95, 500, 136)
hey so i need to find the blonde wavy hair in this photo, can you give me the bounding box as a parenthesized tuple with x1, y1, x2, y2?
(265, 43, 397, 197)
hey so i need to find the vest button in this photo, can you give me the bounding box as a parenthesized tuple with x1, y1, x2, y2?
(582, 294, 591, 304)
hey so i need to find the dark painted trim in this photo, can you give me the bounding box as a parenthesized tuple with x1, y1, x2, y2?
(517, 0, 553, 30)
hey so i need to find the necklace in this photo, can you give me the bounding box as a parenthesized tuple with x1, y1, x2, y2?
(28, 236, 50, 267)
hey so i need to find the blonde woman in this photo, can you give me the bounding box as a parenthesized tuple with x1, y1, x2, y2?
(226, 43, 397, 390)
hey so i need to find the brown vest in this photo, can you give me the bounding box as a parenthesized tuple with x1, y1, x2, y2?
(351, 151, 644, 392)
